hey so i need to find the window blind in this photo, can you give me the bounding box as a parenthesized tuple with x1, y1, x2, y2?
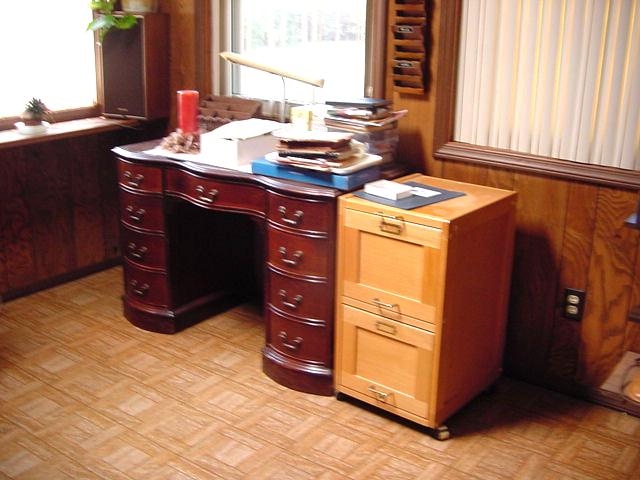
(454, 0, 639, 170)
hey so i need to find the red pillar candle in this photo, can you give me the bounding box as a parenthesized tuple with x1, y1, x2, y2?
(177, 90, 199, 134)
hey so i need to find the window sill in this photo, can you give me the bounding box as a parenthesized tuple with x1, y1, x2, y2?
(0, 117, 141, 151)
(435, 141, 640, 190)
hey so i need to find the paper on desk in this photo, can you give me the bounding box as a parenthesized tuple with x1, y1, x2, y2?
(143, 147, 253, 173)
(206, 118, 283, 140)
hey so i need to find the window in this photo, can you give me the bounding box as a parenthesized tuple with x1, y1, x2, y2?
(433, 0, 640, 189)
(455, 0, 639, 171)
(215, 0, 384, 110)
(0, 1, 97, 123)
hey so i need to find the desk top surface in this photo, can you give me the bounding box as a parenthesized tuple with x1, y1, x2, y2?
(114, 139, 410, 200)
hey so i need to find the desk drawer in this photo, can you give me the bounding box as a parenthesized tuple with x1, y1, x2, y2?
(120, 190, 165, 232)
(268, 268, 331, 321)
(118, 160, 162, 193)
(266, 307, 330, 365)
(165, 169, 265, 214)
(124, 263, 170, 307)
(121, 227, 167, 270)
(267, 226, 331, 278)
(268, 191, 333, 234)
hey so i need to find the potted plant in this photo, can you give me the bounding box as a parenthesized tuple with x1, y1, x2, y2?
(21, 98, 51, 126)
(87, 0, 138, 43)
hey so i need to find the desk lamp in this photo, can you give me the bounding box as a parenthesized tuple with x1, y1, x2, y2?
(219, 51, 325, 123)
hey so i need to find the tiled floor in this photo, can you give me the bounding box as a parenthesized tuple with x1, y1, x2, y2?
(1, 267, 639, 479)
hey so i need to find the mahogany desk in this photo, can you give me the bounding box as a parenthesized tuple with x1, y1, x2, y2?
(113, 140, 400, 396)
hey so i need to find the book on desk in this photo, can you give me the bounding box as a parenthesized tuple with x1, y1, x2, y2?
(251, 156, 380, 190)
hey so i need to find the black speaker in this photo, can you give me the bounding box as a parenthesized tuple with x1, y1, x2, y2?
(96, 13, 169, 120)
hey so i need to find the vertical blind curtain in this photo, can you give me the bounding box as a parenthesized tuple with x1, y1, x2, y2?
(454, 0, 640, 170)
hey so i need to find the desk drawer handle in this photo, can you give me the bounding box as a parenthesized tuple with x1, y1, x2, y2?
(125, 205, 146, 223)
(278, 289, 303, 310)
(278, 247, 303, 266)
(277, 206, 304, 226)
(377, 213, 404, 235)
(277, 331, 303, 351)
(195, 185, 218, 203)
(123, 170, 144, 188)
(127, 242, 148, 260)
(129, 279, 149, 297)
(368, 385, 390, 402)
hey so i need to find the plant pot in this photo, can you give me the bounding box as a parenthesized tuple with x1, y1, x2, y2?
(121, 0, 158, 13)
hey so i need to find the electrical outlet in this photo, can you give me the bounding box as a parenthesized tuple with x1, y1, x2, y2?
(564, 288, 586, 320)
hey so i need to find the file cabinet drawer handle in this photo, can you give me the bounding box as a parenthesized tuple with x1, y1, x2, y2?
(278, 246, 303, 266)
(277, 331, 303, 351)
(277, 206, 304, 226)
(375, 321, 397, 336)
(368, 385, 390, 402)
(372, 298, 400, 313)
(278, 289, 303, 310)
(377, 213, 404, 235)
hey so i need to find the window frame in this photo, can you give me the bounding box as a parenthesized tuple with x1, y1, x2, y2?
(212, 0, 386, 107)
(433, 0, 640, 190)
(0, 2, 101, 132)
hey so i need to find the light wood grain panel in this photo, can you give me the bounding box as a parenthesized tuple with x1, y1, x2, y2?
(581, 188, 640, 385)
(485, 167, 517, 191)
(504, 174, 568, 380)
(441, 161, 488, 185)
(547, 183, 597, 382)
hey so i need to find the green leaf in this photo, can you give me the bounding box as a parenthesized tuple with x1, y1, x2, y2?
(115, 14, 138, 30)
(87, 14, 117, 32)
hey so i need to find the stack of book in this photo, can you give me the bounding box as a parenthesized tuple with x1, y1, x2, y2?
(323, 98, 407, 164)
(251, 130, 382, 190)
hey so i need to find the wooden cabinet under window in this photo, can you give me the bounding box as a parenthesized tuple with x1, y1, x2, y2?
(334, 173, 517, 438)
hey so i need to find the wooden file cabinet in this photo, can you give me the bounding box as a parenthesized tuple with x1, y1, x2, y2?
(334, 174, 517, 439)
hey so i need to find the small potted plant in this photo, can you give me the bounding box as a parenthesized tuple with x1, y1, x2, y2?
(21, 98, 51, 126)
(87, 0, 138, 43)
(16, 97, 52, 135)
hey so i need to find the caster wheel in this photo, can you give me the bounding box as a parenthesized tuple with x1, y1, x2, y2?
(431, 425, 450, 441)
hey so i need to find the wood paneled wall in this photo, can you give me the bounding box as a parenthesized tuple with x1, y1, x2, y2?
(0, 124, 166, 301)
(388, 1, 640, 401)
(159, 0, 210, 131)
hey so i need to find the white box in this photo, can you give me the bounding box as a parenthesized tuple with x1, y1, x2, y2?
(200, 131, 279, 168)
(364, 179, 414, 200)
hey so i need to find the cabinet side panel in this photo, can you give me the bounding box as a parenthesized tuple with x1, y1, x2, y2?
(436, 204, 516, 423)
